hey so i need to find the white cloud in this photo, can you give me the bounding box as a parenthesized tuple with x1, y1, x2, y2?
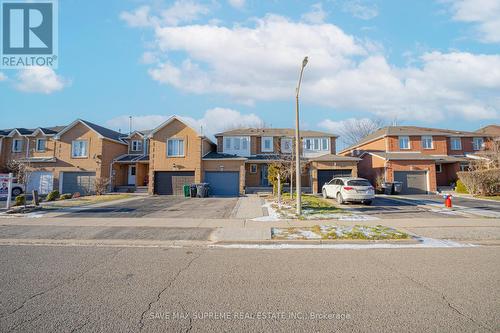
(0, 72, 6, 81)
(106, 108, 263, 138)
(120, 6, 153, 27)
(445, 0, 500, 43)
(15, 66, 69, 94)
(140, 51, 158, 64)
(302, 3, 327, 24)
(124, 10, 500, 124)
(342, 1, 379, 20)
(228, 0, 245, 9)
(121, 1, 209, 28)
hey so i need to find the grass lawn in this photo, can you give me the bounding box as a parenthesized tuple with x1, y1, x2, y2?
(271, 193, 344, 219)
(476, 196, 500, 201)
(272, 224, 410, 240)
(45, 194, 133, 208)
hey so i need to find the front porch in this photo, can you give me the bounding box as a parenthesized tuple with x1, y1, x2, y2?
(112, 155, 150, 192)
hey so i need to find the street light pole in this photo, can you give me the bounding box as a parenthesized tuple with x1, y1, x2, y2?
(295, 56, 308, 216)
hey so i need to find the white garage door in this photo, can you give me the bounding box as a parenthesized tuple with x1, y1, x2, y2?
(27, 171, 54, 195)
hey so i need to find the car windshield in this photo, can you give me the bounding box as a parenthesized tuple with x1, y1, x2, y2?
(347, 180, 371, 187)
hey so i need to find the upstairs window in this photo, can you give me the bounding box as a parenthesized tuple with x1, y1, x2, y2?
(36, 139, 46, 152)
(131, 140, 142, 152)
(72, 140, 88, 158)
(421, 136, 433, 149)
(261, 137, 273, 152)
(399, 136, 410, 150)
(450, 137, 462, 150)
(472, 137, 484, 151)
(12, 139, 23, 152)
(304, 138, 328, 151)
(281, 138, 293, 153)
(224, 136, 249, 154)
(167, 139, 184, 157)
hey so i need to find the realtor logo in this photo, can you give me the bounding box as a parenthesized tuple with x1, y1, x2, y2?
(1, 0, 58, 68)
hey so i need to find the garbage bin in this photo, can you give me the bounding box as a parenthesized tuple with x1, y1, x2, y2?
(183, 184, 190, 198)
(393, 181, 403, 194)
(383, 182, 393, 195)
(190, 184, 197, 198)
(203, 183, 210, 197)
(196, 183, 210, 198)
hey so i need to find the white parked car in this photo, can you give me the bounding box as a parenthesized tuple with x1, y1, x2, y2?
(322, 177, 375, 205)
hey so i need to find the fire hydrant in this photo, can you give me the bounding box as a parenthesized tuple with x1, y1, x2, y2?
(444, 194, 453, 208)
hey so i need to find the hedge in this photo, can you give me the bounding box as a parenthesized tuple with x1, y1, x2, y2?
(457, 169, 500, 196)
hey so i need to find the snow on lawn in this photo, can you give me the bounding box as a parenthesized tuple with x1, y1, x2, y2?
(272, 225, 410, 240)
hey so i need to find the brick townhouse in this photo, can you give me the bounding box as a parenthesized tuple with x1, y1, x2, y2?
(339, 126, 496, 194)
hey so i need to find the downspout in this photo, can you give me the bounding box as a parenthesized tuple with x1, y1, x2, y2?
(109, 159, 114, 192)
(26, 136, 30, 158)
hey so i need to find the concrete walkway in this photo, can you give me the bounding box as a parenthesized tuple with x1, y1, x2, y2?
(1, 216, 499, 245)
(230, 195, 266, 219)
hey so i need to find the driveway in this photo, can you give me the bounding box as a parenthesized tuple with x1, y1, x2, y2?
(57, 196, 239, 219)
(335, 196, 461, 219)
(397, 194, 500, 212)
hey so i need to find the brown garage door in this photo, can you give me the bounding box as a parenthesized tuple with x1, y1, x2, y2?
(154, 171, 195, 195)
(394, 171, 428, 194)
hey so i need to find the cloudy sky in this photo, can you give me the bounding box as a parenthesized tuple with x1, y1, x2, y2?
(1, 0, 499, 139)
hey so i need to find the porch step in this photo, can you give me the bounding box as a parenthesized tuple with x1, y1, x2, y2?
(135, 186, 148, 193)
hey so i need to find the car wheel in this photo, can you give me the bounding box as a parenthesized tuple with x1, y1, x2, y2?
(322, 189, 328, 199)
(363, 200, 372, 206)
(11, 187, 23, 197)
(336, 193, 344, 204)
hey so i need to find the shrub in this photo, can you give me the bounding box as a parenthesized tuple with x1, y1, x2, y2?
(59, 193, 72, 200)
(46, 190, 60, 201)
(455, 179, 468, 194)
(72, 192, 81, 199)
(15, 195, 25, 206)
(94, 177, 110, 195)
(457, 169, 500, 196)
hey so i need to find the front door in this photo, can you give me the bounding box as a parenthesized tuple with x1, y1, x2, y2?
(260, 164, 269, 186)
(128, 165, 136, 185)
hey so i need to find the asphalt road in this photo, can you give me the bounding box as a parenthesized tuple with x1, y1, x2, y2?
(57, 196, 239, 218)
(0, 245, 498, 332)
(401, 194, 500, 212)
(334, 196, 459, 219)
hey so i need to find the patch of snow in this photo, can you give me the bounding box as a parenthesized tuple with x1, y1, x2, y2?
(215, 237, 478, 250)
(251, 201, 282, 222)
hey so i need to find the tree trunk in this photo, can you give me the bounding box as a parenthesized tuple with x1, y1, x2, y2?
(278, 173, 281, 208)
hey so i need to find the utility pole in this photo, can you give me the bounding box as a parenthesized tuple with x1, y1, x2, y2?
(295, 56, 308, 216)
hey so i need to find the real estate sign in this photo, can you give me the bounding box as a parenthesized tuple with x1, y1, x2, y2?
(0, 174, 10, 197)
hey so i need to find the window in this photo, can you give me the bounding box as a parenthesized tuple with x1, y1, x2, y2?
(472, 137, 484, 151)
(347, 179, 372, 186)
(250, 164, 257, 173)
(399, 136, 410, 149)
(322, 138, 329, 151)
(234, 137, 241, 150)
(436, 164, 442, 173)
(262, 137, 273, 152)
(167, 139, 185, 156)
(281, 138, 293, 153)
(450, 137, 462, 150)
(421, 136, 433, 149)
(223, 136, 250, 156)
(71, 140, 88, 158)
(224, 137, 231, 150)
(36, 139, 46, 152)
(304, 138, 329, 151)
(131, 140, 142, 152)
(460, 162, 469, 172)
(11, 139, 23, 152)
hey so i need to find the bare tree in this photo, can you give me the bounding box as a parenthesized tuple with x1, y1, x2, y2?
(337, 118, 387, 148)
(6, 159, 33, 207)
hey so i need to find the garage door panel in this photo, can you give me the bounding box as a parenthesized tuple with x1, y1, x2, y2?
(318, 169, 352, 190)
(154, 171, 194, 195)
(27, 171, 54, 195)
(62, 172, 96, 195)
(204, 171, 239, 197)
(394, 171, 427, 194)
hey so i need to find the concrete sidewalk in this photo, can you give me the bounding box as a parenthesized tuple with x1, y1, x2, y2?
(1, 216, 499, 245)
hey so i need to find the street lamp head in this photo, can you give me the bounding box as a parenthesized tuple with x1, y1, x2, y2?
(302, 56, 308, 68)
